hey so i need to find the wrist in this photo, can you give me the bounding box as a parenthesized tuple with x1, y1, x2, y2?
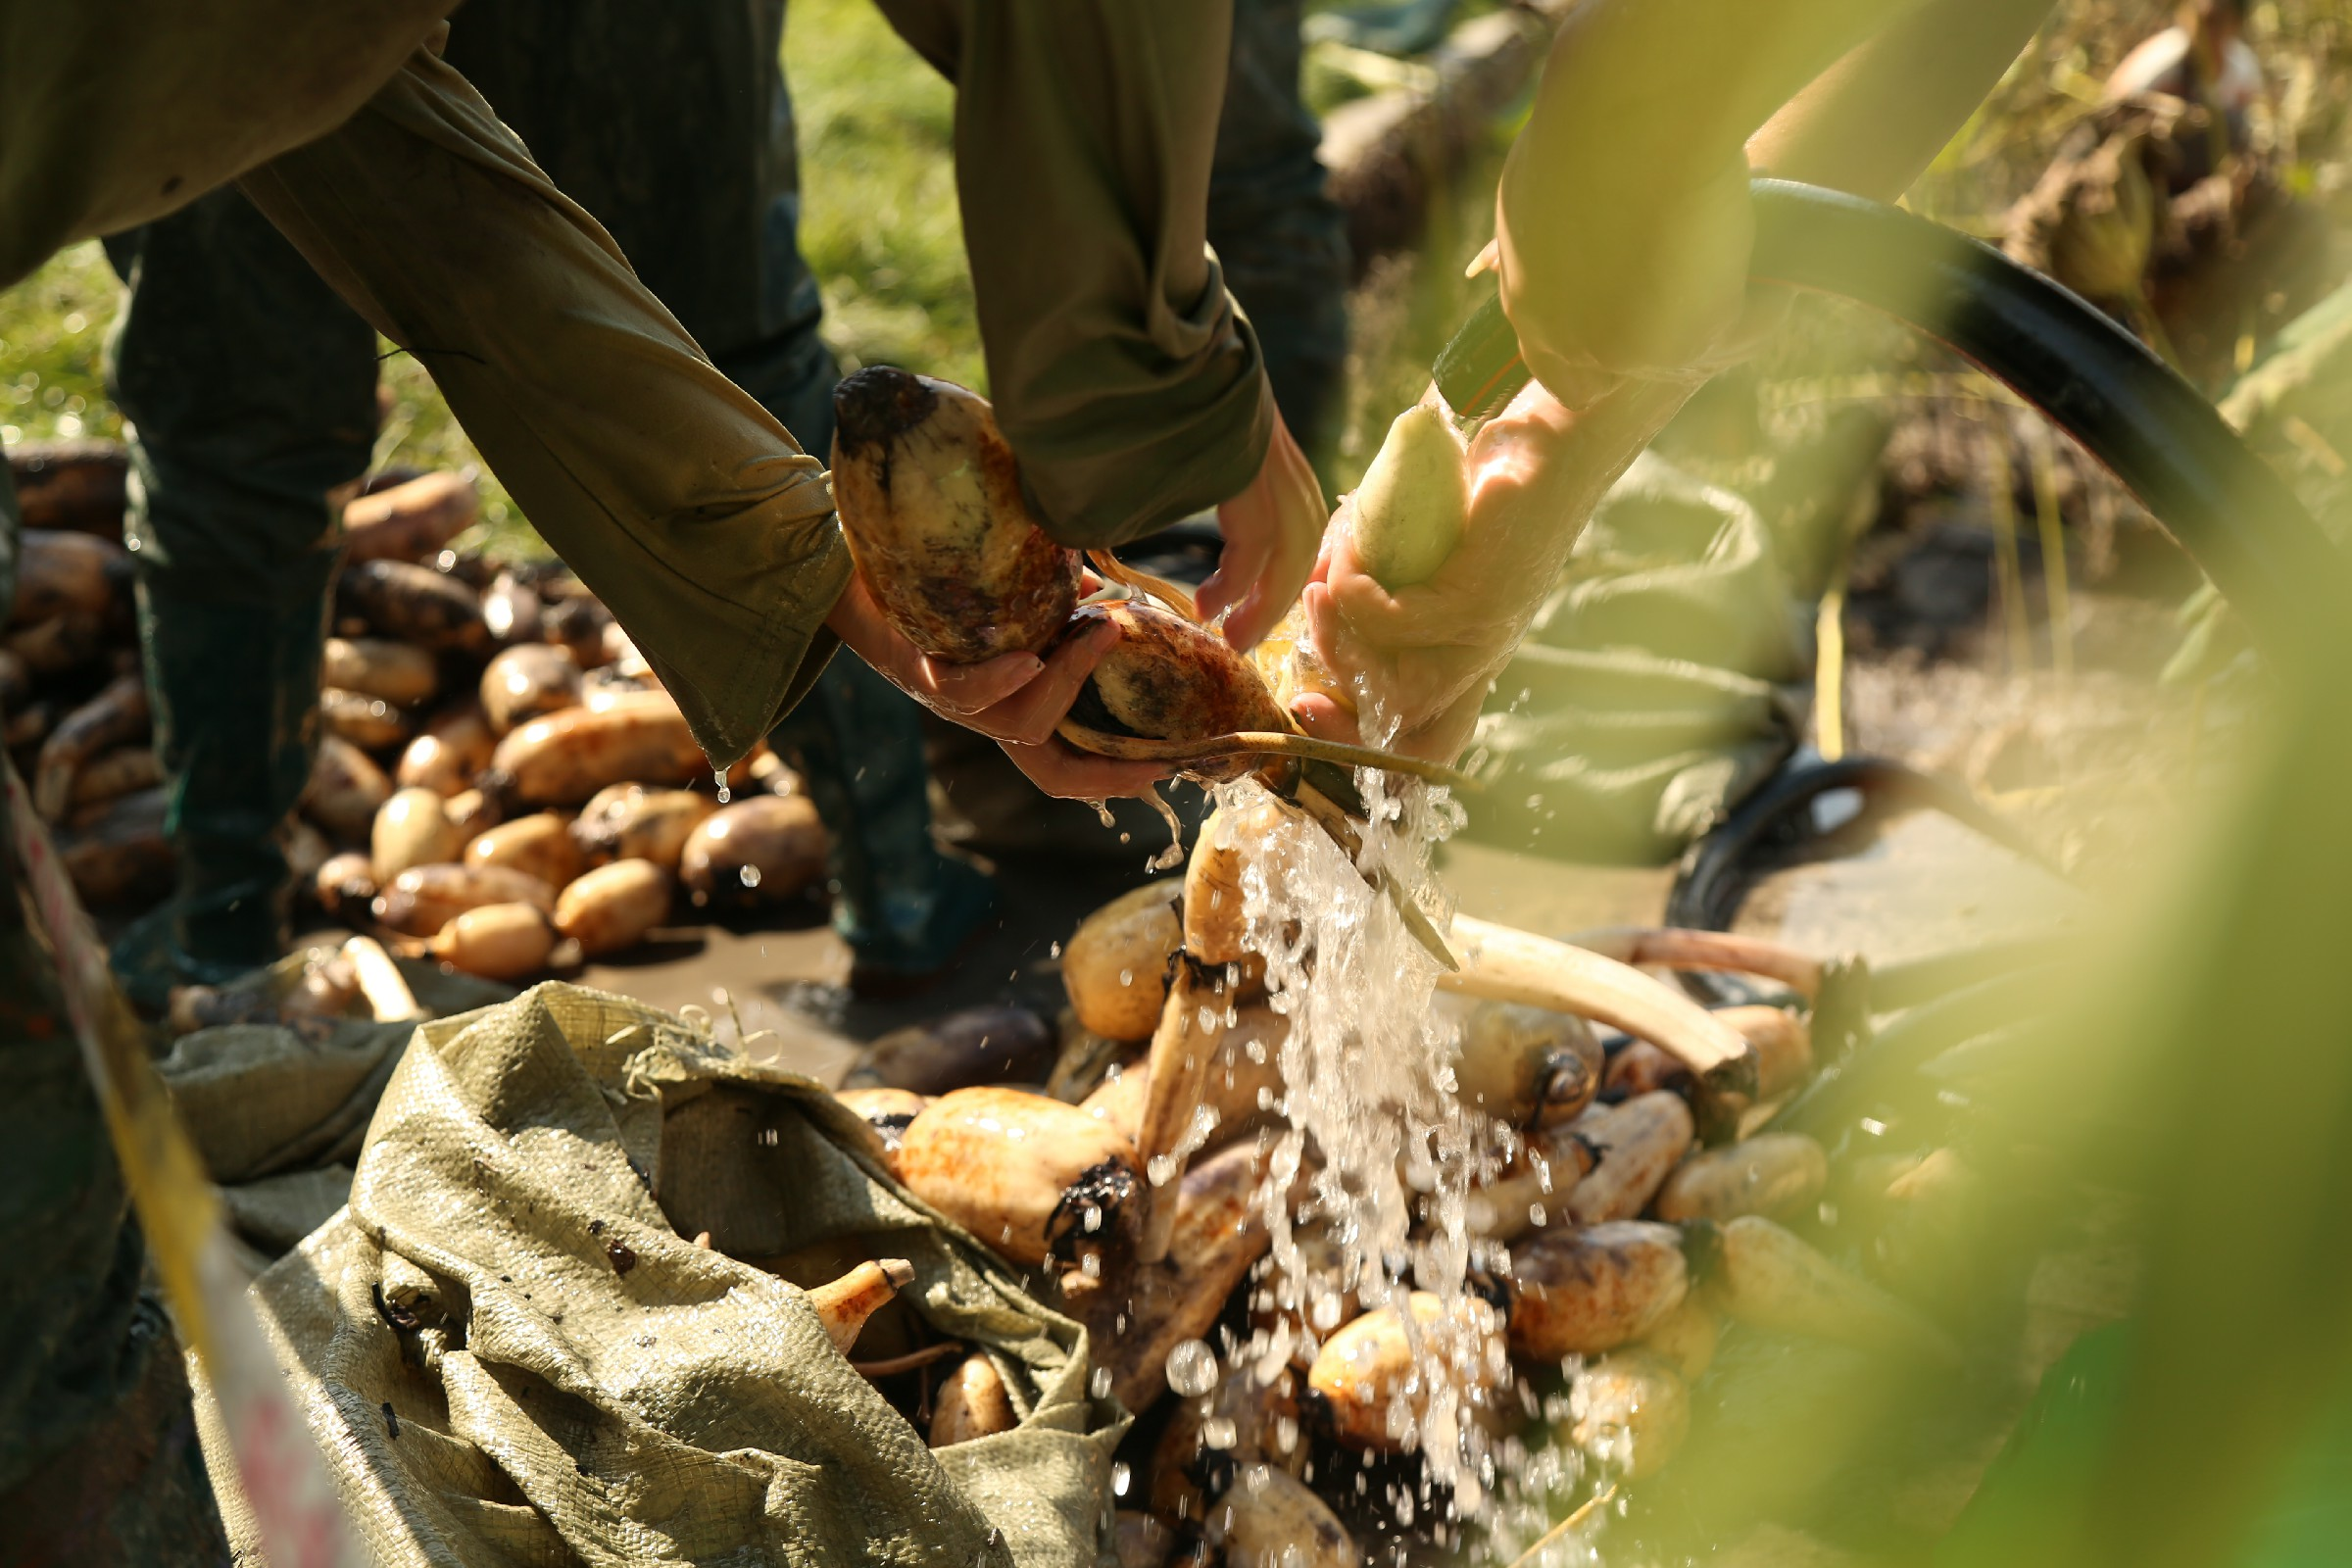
(1498, 152, 1753, 385)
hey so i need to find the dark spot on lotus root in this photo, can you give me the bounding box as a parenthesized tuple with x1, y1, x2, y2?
(833, 367, 938, 457)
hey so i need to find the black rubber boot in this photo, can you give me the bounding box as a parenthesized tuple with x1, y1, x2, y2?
(103, 184, 375, 1005)
(111, 550, 338, 1004)
(768, 655, 998, 988)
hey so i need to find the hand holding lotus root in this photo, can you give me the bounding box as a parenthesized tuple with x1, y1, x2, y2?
(821, 367, 1470, 801)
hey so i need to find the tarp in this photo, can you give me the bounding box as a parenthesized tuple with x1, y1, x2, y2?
(192, 983, 1125, 1567)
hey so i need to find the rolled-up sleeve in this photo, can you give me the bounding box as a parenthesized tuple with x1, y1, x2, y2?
(238, 47, 848, 766)
(879, 0, 1276, 549)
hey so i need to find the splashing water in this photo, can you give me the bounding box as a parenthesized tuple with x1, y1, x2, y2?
(1165, 1339, 1219, 1398)
(1210, 751, 1532, 1518)
(1143, 784, 1187, 873)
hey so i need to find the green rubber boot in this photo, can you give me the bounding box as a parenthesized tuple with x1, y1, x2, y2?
(768, 655, 998, 988)
(109, 549, 339, 1006)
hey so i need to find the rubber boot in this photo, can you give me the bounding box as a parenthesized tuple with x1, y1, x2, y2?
(101, 183, 375, 1008)
(768, 655, 997, 988)
(110, 548, 338, 1006)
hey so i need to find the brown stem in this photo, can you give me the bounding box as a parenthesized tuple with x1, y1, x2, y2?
(1085, 551, 1200, 621)
(1056, 720, 1478, 791)
(852, 1342, 966, 1379)
(1132, 958, 1234, 1265)
(1567, 926, 1824, 1000)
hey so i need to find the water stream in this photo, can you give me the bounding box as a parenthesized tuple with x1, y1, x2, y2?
(1200, 755, 1563, 1534)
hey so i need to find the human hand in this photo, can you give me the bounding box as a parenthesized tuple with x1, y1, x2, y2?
(825, 572, 1168, 800)
(1293, 378, 1691, 760)
(1198, 405, 1326, 654)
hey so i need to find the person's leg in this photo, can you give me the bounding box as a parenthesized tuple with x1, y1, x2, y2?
(1209, 0, 1354, 467)
(0, 466, 227, 1562)
(103, 188, 378, 999)
(707, 15, 996, 980)
(450, 0, 994, 980)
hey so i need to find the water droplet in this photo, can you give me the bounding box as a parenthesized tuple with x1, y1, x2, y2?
(739, 865, 762, 888)
(1143, 784, 1186, 871)
(1202, 1416, 1238, 1449)
(1081, 1251, 1102, 1279)
(1117, 968, 1133, 988)
(1082, 1204, 1102, 1233)
(1110, 1460, 1130, 1494)
(1147, 1153, 1179, 1187)
(1165, 1339, 1218, 1397)
(716, 785, 732, 805)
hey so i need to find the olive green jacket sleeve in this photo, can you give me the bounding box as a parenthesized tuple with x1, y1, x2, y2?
(239, 48, 850, 766)
(877, 0, 1276, 550)
(0, 0, 451, 290)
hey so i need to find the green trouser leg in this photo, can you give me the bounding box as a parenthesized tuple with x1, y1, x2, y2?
(446, 0, 995, 974)
(1211, 0, 1353, 465)
(717, 309, 997, 977)
(103, 187, 373, 999)
(767, 645, 996, 978)
(103, 0, 989, 985)
(0, 466, 228, 1561)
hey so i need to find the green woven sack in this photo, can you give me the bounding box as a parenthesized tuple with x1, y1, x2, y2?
(197, 982, 1124, 1567)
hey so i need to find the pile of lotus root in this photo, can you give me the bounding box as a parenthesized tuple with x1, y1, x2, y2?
(811, 807, 1963, 1567)
(2, 441, 828, 1011)
(789, 368, 1969, 1565)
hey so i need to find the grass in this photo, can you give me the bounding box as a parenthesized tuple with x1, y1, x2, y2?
(787, 0, 981, 390)
(0, 242, 121, 448)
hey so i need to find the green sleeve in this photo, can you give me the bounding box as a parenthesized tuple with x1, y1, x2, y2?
(238, 48, 849, 766)
(0, 0, 450, 290)
(877, 0, 1276, 550)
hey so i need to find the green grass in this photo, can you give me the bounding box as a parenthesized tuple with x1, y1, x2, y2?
(0, 242, 121, 448)
(788, 0, 982, 390)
